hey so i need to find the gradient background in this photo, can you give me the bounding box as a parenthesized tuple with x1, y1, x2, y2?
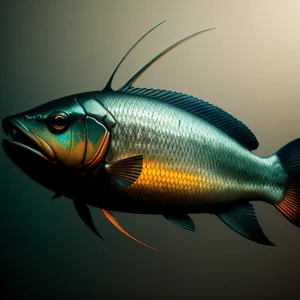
(1, 1, 300, 299)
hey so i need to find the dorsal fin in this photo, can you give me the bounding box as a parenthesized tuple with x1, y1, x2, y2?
(123, 87, 259, 150)
(119, 28, 215, 91)
(103, 20, 166, 91)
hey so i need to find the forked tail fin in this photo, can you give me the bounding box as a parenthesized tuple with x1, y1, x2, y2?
(275, 138, 300, 226)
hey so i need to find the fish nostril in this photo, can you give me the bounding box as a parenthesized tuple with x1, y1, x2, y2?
(10, 128, 20, 140)
(14, 131, 23, 141)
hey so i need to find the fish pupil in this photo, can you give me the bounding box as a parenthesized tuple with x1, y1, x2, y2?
(54, 116, 65, 127)
(49, 112, 70, 132)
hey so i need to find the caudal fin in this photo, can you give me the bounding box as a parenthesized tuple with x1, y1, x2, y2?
(276, 138, 300, 226)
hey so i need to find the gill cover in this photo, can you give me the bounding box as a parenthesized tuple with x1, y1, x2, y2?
(49, 97, 112, 171)
(58, 113, 111, 171)
(56, 97, 114, 171)
(76, 95, 116, 171)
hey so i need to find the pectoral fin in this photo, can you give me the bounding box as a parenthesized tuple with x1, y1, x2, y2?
(73, 200, 104, 239)
(105, 154, 143, 187)
(101, 209, 159, 252)
(163, 214, 195, 231)
(217, 203, 274, 246)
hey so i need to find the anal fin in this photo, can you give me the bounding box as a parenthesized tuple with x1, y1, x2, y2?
(217, 203, 274, 246)
(73, 200, 104, 239)
(163, 214, 195, 231)
(101, 209, 159, 252)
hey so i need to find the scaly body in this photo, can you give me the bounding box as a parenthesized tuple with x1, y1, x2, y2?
(96, 91, 286, 209)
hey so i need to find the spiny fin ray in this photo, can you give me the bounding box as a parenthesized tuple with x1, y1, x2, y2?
(119, 28, 216, 91)
(103, 20, 166, 91)
(101, 209, 159, 252)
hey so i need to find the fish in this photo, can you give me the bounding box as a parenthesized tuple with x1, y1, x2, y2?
(2, 20, 300, 251)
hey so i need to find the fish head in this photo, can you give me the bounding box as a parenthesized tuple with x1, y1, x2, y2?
(2, 92, 115, 175)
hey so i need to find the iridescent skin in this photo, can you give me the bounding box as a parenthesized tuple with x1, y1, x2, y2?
(84, 91, 288, 211)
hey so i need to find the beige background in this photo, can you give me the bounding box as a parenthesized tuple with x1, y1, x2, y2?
(1, 1, 300, 299)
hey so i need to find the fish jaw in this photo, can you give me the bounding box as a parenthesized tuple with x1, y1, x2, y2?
(2, 116, 53, 162)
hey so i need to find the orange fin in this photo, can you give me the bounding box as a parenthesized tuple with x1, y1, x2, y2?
(101, 209, 159, 252)
(275, 138, 300, 226)
(275, 184, 300, 226)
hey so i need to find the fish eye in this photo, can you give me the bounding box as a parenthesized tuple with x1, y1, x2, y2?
(48, 112, 70, 133)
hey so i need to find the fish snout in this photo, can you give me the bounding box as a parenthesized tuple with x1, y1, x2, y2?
(2, 114, 44, 152)
(2, 115, 25, 139)
(2, 116, 11, 135)
(2, 115, 19, 137)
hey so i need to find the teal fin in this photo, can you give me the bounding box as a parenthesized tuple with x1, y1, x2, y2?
(217, 203, 274, 246)
(105, 154, 143, 187)
(163, 214, 195, 231)
(52, 192, 61, 200)
(122, 87, 258, 151)
(119, 28, 215, 91)
(103, 20, 166, 91)
(73, 200, 104, 239)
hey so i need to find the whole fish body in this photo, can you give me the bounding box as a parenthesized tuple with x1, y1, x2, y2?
(2, 21, 300, 251)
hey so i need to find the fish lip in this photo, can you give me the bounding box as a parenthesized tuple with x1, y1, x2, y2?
(2, 117, 50, 161)
(2, 138, 50, 161)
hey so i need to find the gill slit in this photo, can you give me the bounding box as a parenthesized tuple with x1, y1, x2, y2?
(85, 134, 108, 168)
(63, 128, 74, 161)
(75, 97, 89, 169)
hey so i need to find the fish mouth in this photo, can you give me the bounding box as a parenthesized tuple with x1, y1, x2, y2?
(2, 117, 50, 161)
